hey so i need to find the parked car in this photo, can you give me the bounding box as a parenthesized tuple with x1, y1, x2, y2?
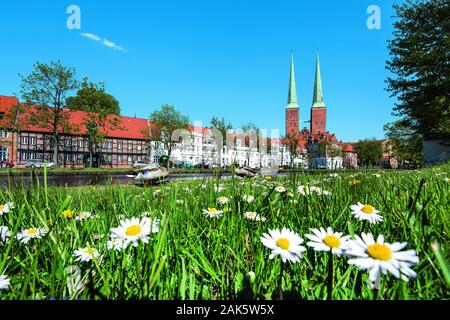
(0, 161, 14, 168)
(24, 159, 55, 168)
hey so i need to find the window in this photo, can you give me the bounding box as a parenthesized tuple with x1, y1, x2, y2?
(107, 155, 113, 163)
(78, 140, 84, 148)
(137, 145, 142, 151)
(0, 147, 7, 161)
(118, 155, 122, 162)
(118, 143, 123, 150)
(128, 143, 133, 150)
(21, 152, 36, 160)
(30, 137, 36, 145)
(64, 154, 73, 161)
(127, 156, 132, 163)
(0, 130, 7, 138)
(21, 137, 29, 145)
(64, 139, 71, 147)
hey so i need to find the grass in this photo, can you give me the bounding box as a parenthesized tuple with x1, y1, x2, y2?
(0, 163, 449, 300)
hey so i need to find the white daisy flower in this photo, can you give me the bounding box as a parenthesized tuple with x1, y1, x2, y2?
(444, 177, 450, 183)
(217, 196, 229, 205)
(16, 227, 47, 244)
(110, 217, 152, 248)
(275, 186, 287, 193)
(242, 195, 255, 203)
(0, 274, 10, 290)
(298, 185, 311, 195)
(150, 218, 160, 233)
(214, 185, 225, 192)
(310, 186, 322, 195)
(73, 247, 100, 262)
(0, 202, 14, 216)
(74, 212, 93, 221)
(350, 202, 384, 224)
(346, 233, 419, 285)
(244, 211, 266, 222)
(107, 239, 125, 251)
(260, 228, 307, 263)
(287, 192, 294, 198)
(305, 227, 351, 256)
(329, 173, 339, 177)
(202, 208, 223, 219)
(176, 199, 185, 204)
(154, 189, 161, 194)
(322, 190, 332, 196)
(0, 226, 10, 242)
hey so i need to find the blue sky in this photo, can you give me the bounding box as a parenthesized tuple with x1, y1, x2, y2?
(0, 0, 399, 142)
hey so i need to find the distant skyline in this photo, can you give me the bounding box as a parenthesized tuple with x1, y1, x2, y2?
(0, 0, 400, 142)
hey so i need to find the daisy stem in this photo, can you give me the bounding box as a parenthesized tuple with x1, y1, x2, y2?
(327, 251, 333, 300)
(278, 262, 284, 300)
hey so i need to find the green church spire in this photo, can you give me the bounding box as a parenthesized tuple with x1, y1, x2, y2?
(287, 53, 299, 109)
(312, 51, 326, 108)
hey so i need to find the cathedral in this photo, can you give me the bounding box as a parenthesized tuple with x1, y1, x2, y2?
(283, 52, 357, 168)
(285, 52, 337, 145)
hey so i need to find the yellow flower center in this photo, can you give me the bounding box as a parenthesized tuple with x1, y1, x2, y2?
(0, 205, 4, 211)
(63, 209, 75, 218)
(276, 238, 290, 250)
(349, 179, 361, 186)
(248, 212, 256, 217)
(85, 248, 95, 255)
(208, 208, 217, 213)
(323, 235, 341, 248)
(361, 205, 375, 214)
(367, 243, 392, 261)
(125, 225, 142, 236)
(26, 229, 38, 235)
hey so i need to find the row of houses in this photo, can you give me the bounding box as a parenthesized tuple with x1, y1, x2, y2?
(0, 95, 357, 169)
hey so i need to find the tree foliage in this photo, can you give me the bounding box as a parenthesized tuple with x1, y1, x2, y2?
(386, 0, 450, 139)
(66, 79, 122, 167)
(384, 120, 423, 165)
(20, 61, 80, 165)
(210, 116, 232, 144)
(282, 133, 302, 167)
(354, 138, 383, 166)
(150, 104, 190, 166)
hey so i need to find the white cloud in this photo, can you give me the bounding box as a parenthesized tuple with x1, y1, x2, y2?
(102, 38, 124, 51)
(81, 32, 101, 41)
(80, 32, 125, 52)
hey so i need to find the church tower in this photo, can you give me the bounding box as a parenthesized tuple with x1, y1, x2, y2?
(310, 51, 326, 134)
(286, 54, 300, 136)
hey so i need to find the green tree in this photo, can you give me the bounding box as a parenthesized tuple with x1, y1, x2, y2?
(354, 138, 383, 167)
(240, 122, 259, 166)
(150, 104, 190, 168)
(210, 116, 233, 167)
(384, 120, 423, 166)
(386, 0, 450, 140)
(66, 79, 122, 168)
(282, 133, 301, 168)
(20, 61, 79, 166)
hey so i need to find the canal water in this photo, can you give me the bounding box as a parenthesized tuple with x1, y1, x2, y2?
(0, 172, 236, 188)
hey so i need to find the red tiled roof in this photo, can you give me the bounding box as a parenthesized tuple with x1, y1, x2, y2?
(0, 96, 18, 108)
(0, 97, 150, 140)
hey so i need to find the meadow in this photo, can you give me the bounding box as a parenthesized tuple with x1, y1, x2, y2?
(0, 164, 449, 300)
